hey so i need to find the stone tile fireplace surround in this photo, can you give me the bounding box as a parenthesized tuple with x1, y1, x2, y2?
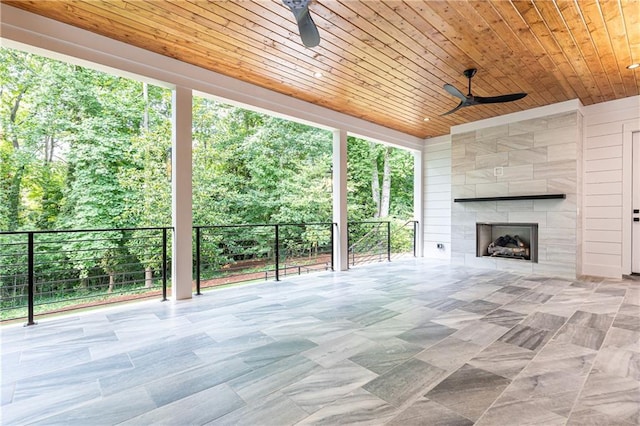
(451, 110, 583, 278)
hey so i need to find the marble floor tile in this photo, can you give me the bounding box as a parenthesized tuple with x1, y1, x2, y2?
(426, 297, 468, 312)
(602, 326, 640, 352)
(396, 321, 457, 348)
(431, 309, 485, 330)
(452, 321, 510, 347)
(122, 383, 245, 425)
(498, 324, 553, 352)
(425, 364, 511, 421)
(387, 397, 473, 426)
(592, 347, 640, 381)
(566, 310, 614, 330)
(34, 386, 157, 425)
(1, 382, 103, 425)
(525, 340, 596, 377)
(353, 317, 415, 342)
(415, 337, 483, 372)
(516, 291, 554, 305)
(363, 358, 446, 407)
(228, 354, 320, 402)
(458, 299, 502, 315)
(572, 370, 640, 425)
(348, 337, 423, 375)
(296, 388, 398, 425)
(281, 360, 377, 414)
(236, 337, 318, 368)
(2, 259, 638, 425)
(476, 395, 566, 426)
(567, 405, 638, 426)
(618, 303, 640, 318)
(392, 306, 441, 326)
(468, 341, 535, 379)
(301, 333, 378, 368)
(612, 313, 640, 331)
(144, 357, 252, 407)
(480, 308, 526, 328)
(349, 307, 401, 327)
(211, 391, 308, 426)
(500, 369, 585, 407)
(554, 323, 607, 350)
(520, 311, 567, 331)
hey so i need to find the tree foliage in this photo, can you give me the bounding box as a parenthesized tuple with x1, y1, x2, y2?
(1, 48, 415, 302)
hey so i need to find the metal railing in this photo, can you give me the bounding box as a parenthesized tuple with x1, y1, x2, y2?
(0, 227, 171, 324)
(348, 221, 391, 266)
(348, 219, 418, 266)
(391, 220, 419, 259)
(1, 220, 415, 324)
(193, 223, 335, 294)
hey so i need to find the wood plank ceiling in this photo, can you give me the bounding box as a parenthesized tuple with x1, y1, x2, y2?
(4, 0, 639, 139)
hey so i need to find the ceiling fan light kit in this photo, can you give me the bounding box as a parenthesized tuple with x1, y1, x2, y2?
(441, 68, 527, 116)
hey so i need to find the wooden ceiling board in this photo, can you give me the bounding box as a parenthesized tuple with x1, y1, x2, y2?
(2, 0, 638, 139)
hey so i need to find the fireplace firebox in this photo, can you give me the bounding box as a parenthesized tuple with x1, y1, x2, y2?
(476, 223, 538, 263)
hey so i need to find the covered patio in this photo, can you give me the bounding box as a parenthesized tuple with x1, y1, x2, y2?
(2, 259, 638, 425)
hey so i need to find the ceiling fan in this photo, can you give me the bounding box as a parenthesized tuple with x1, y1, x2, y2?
(441, 68, 527, 116)
(282, 0, 320, 48)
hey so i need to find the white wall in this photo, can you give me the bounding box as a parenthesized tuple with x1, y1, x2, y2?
(423, 136, 452, 259)
(583, 96, 640, 277)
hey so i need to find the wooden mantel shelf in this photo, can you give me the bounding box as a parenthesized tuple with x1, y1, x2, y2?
(454, 194, 566, 203)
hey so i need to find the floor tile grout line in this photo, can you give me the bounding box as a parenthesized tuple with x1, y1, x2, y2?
(562, 278, 632, 424)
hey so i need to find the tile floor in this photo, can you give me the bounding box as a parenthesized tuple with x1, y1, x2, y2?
(1, 259, 639, 425)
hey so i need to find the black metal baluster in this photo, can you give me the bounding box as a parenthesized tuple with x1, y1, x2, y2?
(162, 228, 168, 301)
(26, 232, 36, 326)
(330, 223, 335, 271)
(387, 221, 391, 262)
(413, 221, 417, 257)
(274, 224, 280, 281)
(195, 227, 202, 295)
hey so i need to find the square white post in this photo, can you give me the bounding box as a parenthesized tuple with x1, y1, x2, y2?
(413, 149, 424, 257)
(172, 86, 193, 300)
(333, 129, 349, 270)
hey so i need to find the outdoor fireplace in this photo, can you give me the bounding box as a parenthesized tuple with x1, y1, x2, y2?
(476, 223, 538, 263)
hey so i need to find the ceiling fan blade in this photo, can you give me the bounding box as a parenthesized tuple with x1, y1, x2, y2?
(283, 0, 320, 48)
(440, 101, 465, 116)
(475, 93, 527, 104)
(443, 83, 467, 101)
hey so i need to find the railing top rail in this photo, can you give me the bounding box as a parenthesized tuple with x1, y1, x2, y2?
(348, 220, 391, 225)
(194, 222, 336, 230)
(0, 226, 173, 236)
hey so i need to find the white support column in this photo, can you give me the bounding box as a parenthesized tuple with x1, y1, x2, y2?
(413, 149, 424, 257)
(333, 129, 349, 271)
(172, 86, 193, 300)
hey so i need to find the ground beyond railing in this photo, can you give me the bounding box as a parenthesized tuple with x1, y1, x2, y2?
(0, 227, 171, 325)
(193, 223, 335, 294)
(1, 220, 416, 324)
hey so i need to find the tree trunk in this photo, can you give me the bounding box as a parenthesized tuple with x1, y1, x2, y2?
(145, 266, 153, 288)
(142, 82, 149, 132)
(108, 271, 114, 293)
(370, 143, 381, 218)
(380, 147, 392, 218)
(9, 90, 25, 149)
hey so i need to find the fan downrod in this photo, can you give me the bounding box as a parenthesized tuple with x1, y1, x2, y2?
(463, 68, 477, 79)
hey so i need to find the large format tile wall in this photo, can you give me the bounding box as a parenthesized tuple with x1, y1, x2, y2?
(449, 110, 583, 278)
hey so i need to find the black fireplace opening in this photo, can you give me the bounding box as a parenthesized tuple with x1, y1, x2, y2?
(476, 223, 538, 263)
